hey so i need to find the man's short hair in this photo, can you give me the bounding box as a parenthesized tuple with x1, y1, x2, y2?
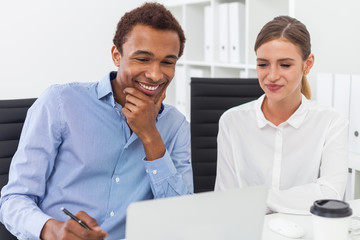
(113, 2, 186, 57)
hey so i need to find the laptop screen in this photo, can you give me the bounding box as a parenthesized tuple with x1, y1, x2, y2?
(126, 185, 268, 240)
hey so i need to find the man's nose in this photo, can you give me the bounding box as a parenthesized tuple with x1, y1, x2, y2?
(145, 63, 164, 82)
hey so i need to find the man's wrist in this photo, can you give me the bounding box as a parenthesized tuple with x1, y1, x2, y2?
(40, 219, 61, 240)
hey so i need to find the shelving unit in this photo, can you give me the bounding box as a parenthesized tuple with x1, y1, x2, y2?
(158, 0, 360, 201)
(159, 0, 289, 119)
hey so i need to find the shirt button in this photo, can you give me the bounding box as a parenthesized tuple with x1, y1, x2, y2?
(152, 170, 157, 175)
(146, 169, 149, 173)
(115, 177, 120, 183)
(124, 145, 128, 149)
(110, 211, 115, 217)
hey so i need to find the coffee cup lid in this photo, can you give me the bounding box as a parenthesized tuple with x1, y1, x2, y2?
(310, 199, 352, 218)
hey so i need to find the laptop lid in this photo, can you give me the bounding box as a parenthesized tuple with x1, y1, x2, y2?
(125, 185, 268, 240)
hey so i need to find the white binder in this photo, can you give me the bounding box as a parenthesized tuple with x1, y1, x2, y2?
(228, 2, 245, 64)
(333, 74, 351, 118)
(189, 68, 204, 78)
(316, 72, 333, 107)
(218, 3, 229, 63)
(204, 5, 213, 62)
(174, 65, 187, 117)
(349, 75, 360, 154)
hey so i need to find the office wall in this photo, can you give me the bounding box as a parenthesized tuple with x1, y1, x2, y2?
(1, 0, 359, 101)
(293, 0, 360, 97)
(0, 0, 144, 100)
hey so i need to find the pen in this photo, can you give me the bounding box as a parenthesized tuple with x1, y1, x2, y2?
(61, 207, 91, 230)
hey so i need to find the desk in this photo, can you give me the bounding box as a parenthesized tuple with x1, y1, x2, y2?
(262, 199, 360, 240)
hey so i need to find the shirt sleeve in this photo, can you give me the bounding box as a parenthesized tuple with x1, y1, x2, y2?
(268, 115, 349, 215)
(143, 118, 193, 197)
(0, 86, 62, 239)
(214, 114, 240, 191)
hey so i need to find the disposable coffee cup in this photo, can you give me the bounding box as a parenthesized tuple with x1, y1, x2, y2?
(310, 199, 352, 240)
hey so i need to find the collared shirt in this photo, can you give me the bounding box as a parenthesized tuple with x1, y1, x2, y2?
(215, 94, 348, 214)
(0, 72, 193, 240)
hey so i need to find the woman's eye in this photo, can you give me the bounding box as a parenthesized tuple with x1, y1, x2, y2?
(281, 64, 291, 68)
(257, 63, 267, 67)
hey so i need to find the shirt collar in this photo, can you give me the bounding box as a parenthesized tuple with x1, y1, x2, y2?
(96, 71, 164, 114)
(255, 94, 310, 129)
(255, 94, 268, 128)
(286, 94, 309, 128)
(97, 72, 116, 100)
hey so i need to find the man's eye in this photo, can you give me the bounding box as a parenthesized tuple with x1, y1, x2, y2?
(162, 61, 175, 65)
(136, 58, 149, 62)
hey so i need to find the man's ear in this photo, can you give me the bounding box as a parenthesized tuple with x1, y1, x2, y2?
(111, 46, 121, 67)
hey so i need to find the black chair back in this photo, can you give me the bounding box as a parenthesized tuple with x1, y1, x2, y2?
(0, 98, 36, 240)
(190, 77, 263, 193)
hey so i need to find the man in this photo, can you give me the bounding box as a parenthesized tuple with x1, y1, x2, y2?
(0, 2, 193, 239)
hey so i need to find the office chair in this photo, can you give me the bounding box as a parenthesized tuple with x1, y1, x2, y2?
(0, 98, 37, 240)
(190, 77, 263, 193)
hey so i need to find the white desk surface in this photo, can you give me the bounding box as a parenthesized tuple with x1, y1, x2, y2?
(122, 200, 360, 240)
(262, 199, 360, 240)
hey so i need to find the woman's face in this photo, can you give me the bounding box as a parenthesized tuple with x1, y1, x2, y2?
(256, 38, 313, 104)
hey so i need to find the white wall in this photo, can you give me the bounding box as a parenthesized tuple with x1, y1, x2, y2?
(0, 0, 145, 100)
(293, 0, 360, 98)
(1, 0, 359, 101)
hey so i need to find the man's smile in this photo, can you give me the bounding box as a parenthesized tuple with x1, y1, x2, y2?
(138, 82, 161, 91)
(136, 81, 168, 97)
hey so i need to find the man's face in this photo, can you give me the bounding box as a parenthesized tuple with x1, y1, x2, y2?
(111, 24, 180, 106)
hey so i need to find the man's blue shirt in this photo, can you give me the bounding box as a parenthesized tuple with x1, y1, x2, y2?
(0, 72, 193, 239)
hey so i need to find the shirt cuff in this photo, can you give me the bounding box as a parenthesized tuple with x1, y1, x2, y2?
(143, 150, 177, 183)
(26, 211, 53, 239)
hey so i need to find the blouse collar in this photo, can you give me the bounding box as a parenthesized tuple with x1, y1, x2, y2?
(255, 94, 310, 129)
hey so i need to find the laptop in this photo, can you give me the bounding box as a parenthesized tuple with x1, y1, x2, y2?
(125, 185, 268, 240)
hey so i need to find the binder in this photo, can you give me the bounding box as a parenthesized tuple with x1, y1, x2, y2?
(204, 5, 213, 62)
(349, 75, 360, 154)
(316, 72, 333, 107)
(189, 68, 204, 78)
(174, 65, 187, 117)
(218, 3, 229, 63)
(228, 2, 245, 64)
(333, 74, 351, 118)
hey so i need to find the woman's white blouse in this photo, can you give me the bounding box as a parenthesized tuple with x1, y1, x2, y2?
(215, 94, 349, 214)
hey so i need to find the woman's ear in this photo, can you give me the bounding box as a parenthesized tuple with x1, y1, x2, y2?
(304, 53, 315, 73)
(111, 45, 121, 67)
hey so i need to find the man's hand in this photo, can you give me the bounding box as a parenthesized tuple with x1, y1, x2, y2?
(122, 87, 164, 138)
(122, 87, 166, 161)
(40, 211, 108, 240)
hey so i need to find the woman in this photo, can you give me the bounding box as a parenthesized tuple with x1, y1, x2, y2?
(215, 16, 348, 214)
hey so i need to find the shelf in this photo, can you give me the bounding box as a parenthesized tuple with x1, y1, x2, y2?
(163, 0, 210, 7)
(178, 60, 255, 70)
(212, 62, 249, 69)
(160, 0, 289, 119)
(163, 0, 289, 74)
(178, 60, 211, 67)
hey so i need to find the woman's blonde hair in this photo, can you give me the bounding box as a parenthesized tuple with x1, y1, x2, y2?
(254, 16, 312, 99)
